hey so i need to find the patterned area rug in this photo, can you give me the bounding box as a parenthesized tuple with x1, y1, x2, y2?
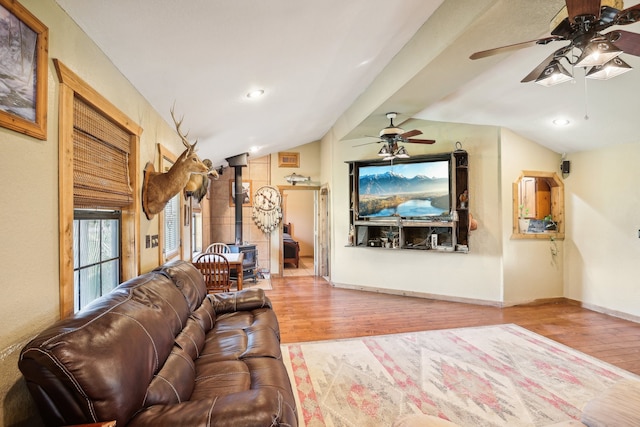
(281, 324, 639, 426)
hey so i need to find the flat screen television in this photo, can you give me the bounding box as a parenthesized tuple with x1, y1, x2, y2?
(356, 155, 451, 219)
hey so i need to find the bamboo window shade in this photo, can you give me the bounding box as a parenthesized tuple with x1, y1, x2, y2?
(73, 97, 133, 209)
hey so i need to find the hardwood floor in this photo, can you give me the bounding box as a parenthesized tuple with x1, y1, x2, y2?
(268, 275, 640, 376)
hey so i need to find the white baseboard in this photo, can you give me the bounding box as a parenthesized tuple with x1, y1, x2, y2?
(329, 281, 503, 307)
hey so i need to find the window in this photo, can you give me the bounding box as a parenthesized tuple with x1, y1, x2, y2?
(192, 205, 203, 254)
(157, 145, 183, 261)
(73, 210, 120, 312)
(164, 193, 180, 259)
(56, 59, 141, 319)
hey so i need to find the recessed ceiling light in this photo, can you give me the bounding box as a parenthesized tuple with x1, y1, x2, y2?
(249, 146, 261, 153)
(552, 118, 570, 126)
(246, 89, 264, 99)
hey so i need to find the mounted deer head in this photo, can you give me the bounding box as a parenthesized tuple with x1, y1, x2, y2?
(142, 108, 211, 220)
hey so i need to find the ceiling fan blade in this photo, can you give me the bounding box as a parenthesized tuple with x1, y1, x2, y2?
(613, 4, 640, 25)
(565, 0, 601, 23)
(353, 141, 380, 147)
(470, 37, 561, 60)
(405, 139, 435, 145)
(400, 129, 422, 138)
(609, 30, 640, 56)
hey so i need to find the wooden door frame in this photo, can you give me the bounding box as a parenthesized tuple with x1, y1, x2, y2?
(277, 185, 320, 276)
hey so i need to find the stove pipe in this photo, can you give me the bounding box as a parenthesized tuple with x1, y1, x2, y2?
(225, 153, 249, 245)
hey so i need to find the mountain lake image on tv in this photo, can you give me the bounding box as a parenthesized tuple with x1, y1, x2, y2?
(358, 159, 450, 218)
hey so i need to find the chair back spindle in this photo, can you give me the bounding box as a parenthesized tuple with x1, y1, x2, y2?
(193, 252, 231, 293)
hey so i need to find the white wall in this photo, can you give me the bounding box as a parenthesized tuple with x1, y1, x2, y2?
(563, 142, 640, 319)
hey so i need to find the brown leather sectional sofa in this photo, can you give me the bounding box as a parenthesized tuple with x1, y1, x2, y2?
(19, 260, 298, 426)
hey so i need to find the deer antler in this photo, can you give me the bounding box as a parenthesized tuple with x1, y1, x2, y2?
(142, 107, 210, 219)
(170, 106, 198, 151)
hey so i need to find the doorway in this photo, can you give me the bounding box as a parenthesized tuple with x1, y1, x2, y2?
(278, 185, 321, 276)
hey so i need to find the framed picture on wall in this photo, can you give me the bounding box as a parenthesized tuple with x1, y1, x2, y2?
(0, 0, 49, 140)
(278, 152, 299, 168)
(229, 180, 252, 206)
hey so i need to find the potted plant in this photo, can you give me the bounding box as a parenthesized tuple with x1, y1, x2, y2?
(385, 228, 398, 248)
(543, 214, 557, 231)
(518, 205, 530, 233)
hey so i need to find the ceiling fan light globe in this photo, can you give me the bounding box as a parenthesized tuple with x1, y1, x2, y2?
(395, 146, 410, 158)
(586, 57, 632, 80)
(378, 144, 391, 157)
(535, 61, 574, 86)
(575, 40, 623, 67)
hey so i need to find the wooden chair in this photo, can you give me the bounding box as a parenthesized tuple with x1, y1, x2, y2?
(204, 242, 231, 254)
(193, 252, 231, 293)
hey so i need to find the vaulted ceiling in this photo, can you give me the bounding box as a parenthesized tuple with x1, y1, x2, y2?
(55, 0, 640, 165)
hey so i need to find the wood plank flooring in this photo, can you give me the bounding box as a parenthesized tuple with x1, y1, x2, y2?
(268, 275, 640, 375)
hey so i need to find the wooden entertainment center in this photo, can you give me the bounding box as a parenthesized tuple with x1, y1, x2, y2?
(348, 149, 469, 253)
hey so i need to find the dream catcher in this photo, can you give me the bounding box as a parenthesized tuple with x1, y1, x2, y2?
(252, 185, 283, 233)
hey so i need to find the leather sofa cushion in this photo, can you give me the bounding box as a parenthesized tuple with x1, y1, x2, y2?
(175, 318, 206, 359)
(191, 297, 216, 331)
(192, 360, 251, 398)
(214, 307, 280, 335)
(128, 389, 296, 427)
(200, 310, 282, 362)
(155, 259, 207, 312)
(145, 348, 195, 406)
(19, 272, 190, 426)
(114, 272, 191, 334)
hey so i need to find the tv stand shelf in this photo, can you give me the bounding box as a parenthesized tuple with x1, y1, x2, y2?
(347, 149, 469, 253)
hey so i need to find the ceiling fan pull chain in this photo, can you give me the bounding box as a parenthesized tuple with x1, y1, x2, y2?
(583, 69, 590, 120)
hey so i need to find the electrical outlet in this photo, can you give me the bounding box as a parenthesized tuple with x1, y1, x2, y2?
(145, 235, 151, 248)
(151, 235, 159, 248)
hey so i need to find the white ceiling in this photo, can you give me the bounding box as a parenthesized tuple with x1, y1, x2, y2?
(54, 0, 640, 165)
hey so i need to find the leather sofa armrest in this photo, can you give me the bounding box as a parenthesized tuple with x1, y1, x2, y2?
(208, 288, 272, 314)
(127, 389, 296, 426)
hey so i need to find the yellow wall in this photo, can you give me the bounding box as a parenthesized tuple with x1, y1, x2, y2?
(269, 140, 321, 274)
(327, 121, 506, 304)
(0, 1, 191, 424)
(283, 191, 315, 257)
(500, 128, 564, 304)
(564, 142, 640, 320)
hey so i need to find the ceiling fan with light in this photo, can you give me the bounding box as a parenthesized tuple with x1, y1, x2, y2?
(470, 0, 640, 86)
(368, 112, 435, 161)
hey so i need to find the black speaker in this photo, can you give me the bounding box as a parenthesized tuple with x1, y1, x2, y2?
(561, 160, 570, 174)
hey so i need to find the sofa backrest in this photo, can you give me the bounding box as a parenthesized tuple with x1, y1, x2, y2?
(19, 268, 201, 426)
(153, 259, 208, 311)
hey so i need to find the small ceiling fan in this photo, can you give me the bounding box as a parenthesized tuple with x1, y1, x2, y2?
(365, 112, 435, 161)
(470, 0, 640, 84)
(376, 112, 435, 145)
(355, 112, 437, 160)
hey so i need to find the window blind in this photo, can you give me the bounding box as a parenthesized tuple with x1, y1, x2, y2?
(73, 97, 133, 209)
